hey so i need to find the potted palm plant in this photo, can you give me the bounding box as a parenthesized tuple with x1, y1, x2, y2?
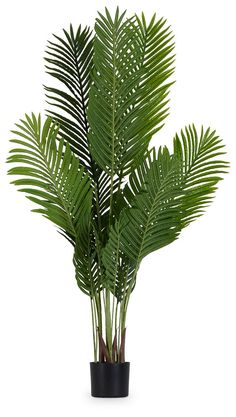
(7, 7, 228, 397)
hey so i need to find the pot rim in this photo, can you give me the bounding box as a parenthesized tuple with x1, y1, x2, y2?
(90, 361, 130, 365)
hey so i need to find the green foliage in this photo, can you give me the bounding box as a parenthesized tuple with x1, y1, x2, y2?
(87, 9, 174, 176)
(102, 221, 136, 301)
(119, 146, 181, 262)
(7, 114, 92, 243)
(173, 125, 228, 227)
(44, 22, 119, 242)
(103, 126, 228, 279)
(7, 7, 228, 362)
(44, 24, 93, 170)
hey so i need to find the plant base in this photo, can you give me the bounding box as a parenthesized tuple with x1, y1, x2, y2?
(90, 362, 130, 397)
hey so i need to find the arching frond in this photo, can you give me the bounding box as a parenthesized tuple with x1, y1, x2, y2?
(127, 13, 175, 153)
(174, 125, 229, 226)
(87, 8, 141, 176)
(119, 147, 181, 263)
(87, 8, 175, 176)
(44, 24, 94, 172)
(7, 114, 92, 243)
(115, 126, 228, 268)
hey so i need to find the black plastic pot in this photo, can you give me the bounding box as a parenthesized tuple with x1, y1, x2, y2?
(90, 362, 130, 397)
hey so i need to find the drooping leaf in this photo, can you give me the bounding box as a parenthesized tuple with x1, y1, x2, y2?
(7, 114, 92, 243)
(173, 125, 229, 227)
(115, 126, 228, 270)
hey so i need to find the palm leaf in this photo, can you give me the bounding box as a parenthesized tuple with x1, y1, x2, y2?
(112, 126, 228, 271)
(87, 8, 144, 176)
(122, 13, 175, 161)
(44, 24, 94, 173)
(119, 147, 181, 264)
(45, 23, 120, 240)
(87, 8, 175, 176)
(173, 125, 229, 226)
(73, 228, 101, 296)
(7, 113, 92, 243)
(102, 221, 136, 301)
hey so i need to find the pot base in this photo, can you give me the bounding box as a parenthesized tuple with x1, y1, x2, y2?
(90, 362, 130, 397)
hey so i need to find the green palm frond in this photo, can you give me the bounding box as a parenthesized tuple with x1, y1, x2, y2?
(102, 222, 136, 301)
(123, 147, 157, 204)
(7, 114, 92, 243)
(44, 24, 94, 172)
(74, 233, 101, 296)
(111, 126, 228, 269)
(102, 147, 178, 302)
(118, 147, 181, 264)
(174, 125, 229, 226)
(44, 23, 120, 240)
(130, 13, 175, 147)
(87, 8, 174, 176)
(87, 8, 141, 176)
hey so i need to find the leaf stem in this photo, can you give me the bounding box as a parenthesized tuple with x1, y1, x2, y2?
(90, 297, 97, 362)
(105, 289, 112, 359)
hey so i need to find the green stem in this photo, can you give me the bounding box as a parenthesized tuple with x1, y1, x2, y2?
(112, 295, 118, 335)
(119, 298, 126, 350)
(93, 298, 99, 360)
(118, 267, 131, 356)
(105, 289, 112, 359)
(94, 292, 102, 335)
(90, 297, 97, 362)
(115, 299, 119, 334)
(119, 269, 138, 354)
(111, 293, 115, 338)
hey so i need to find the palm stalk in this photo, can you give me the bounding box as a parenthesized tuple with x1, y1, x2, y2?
(7, 7, 228, 365)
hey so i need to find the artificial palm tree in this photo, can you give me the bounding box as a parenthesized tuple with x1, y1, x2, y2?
(7, 7, 228, 397)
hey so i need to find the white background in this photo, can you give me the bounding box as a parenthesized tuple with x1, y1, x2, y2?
(0, 0, 235, 416)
